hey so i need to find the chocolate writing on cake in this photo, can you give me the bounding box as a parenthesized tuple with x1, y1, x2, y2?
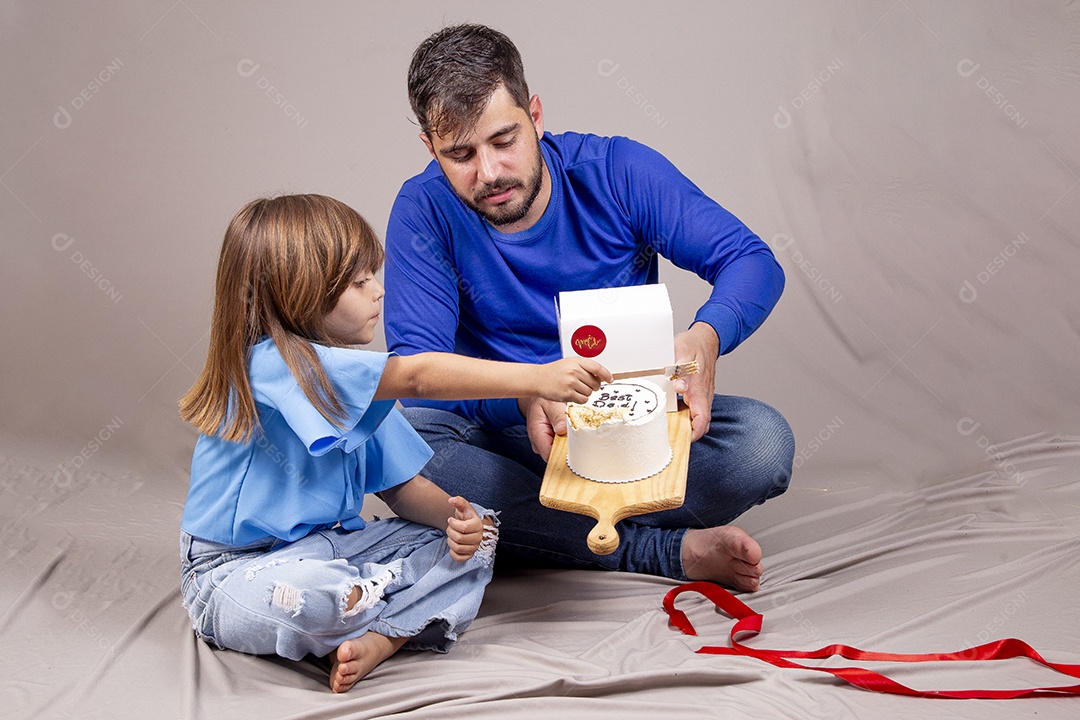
(587, 384, 657, 420)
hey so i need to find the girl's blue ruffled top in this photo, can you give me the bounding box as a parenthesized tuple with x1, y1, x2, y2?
(181, 338, 433, 546)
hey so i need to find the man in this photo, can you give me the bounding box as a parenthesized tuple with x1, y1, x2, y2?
(384, 23, 794, 591)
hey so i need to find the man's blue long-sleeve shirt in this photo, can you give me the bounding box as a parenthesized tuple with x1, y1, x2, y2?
(384, 131, 784, 430)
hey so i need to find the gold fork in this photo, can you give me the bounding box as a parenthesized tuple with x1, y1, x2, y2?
(610, 361, 700, 381)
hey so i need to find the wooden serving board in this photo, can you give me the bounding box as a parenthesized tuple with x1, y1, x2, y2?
(539, 405, 691, 555)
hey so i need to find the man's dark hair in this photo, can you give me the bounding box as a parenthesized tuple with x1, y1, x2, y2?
(407, 23, 531, 139)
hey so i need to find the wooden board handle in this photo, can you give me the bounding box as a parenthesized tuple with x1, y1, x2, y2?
(587, 517, 620, 555)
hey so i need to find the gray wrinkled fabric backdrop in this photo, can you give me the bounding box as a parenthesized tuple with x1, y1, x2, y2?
(2, 2, 1078, 718)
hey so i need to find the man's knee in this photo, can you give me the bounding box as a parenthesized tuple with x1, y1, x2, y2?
(717, 396, 795, 498)
(752, 402, 795, 498)
(400, 406, 474, 443)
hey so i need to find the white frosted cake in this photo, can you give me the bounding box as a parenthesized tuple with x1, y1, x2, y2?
(565, 379, 672, 483)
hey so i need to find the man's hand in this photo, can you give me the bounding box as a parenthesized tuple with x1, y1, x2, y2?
(518, 396, 566, 462)
(672, 321, 720, 441)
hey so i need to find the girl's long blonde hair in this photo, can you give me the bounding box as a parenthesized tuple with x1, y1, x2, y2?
(179, 194, 385, 442)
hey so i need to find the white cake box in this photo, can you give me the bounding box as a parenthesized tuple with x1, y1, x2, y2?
(556, 284, 677, 412)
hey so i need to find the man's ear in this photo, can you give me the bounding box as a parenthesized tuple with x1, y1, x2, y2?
(529, 94, 544, 138)
(420, 131, 436, 159)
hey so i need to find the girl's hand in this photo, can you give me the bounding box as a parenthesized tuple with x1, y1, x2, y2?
(446, 496, 488, 561)
(538, 358, 612, 404)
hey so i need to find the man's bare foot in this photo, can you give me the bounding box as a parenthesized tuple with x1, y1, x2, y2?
(329, 632, 408, 693)
(681, 526, 763, 592)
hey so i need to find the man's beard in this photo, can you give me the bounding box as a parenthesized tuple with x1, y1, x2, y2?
(463, 141, 544, 228)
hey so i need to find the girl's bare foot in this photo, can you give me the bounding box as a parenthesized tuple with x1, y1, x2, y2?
(681, 526, 764, 592)
(328, 632, 408, 693)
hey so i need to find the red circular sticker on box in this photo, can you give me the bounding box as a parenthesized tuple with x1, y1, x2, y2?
(571, 325, 607, 358)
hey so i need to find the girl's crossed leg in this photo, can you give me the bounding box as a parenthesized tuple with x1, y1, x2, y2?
(182, 516, 495, 691)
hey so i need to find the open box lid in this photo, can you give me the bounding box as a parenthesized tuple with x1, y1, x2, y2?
(556, 284, 677, 411)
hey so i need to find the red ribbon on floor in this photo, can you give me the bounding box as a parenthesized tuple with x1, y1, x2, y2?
(663, 581, 1080, 698)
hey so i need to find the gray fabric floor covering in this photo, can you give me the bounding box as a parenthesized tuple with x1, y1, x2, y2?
(3, 432, 1077, 719)
(5, 2, 1080, 718)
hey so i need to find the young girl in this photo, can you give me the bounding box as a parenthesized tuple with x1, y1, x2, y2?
(178, 194, 610, 693)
